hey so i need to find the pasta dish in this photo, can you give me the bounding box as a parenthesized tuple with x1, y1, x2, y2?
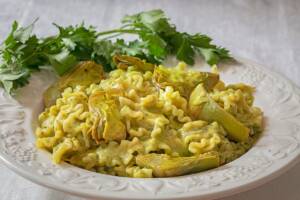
(35, 55, 263, 178)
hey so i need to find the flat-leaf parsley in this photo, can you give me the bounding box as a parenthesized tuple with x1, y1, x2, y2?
(0, 9, 231, 94)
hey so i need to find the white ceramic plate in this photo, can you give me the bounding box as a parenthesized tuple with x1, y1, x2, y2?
(1, 57, 300, 200)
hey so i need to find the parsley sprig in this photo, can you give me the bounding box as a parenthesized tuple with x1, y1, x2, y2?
(0, 9, 231, 94)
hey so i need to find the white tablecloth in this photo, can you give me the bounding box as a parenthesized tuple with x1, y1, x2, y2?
(1, 0, 300, 199)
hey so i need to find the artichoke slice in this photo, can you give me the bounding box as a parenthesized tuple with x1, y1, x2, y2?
(136, 152, 219, 177)
(43, 61, 105, 107)
(153, 65, 219, 98)
(200, 100, 250, 142)
(88, 90, 126, 143)
(113, 55, 155, 72)
(189, 84, 250, 142)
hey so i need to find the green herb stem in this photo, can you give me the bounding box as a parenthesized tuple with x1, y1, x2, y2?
(96, 29, 140, 37)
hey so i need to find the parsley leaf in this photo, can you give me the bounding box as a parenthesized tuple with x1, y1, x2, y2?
(121, 9, 230, 65)
(47, 48, 77, 75)
(0, 9, 231, 94)
(0, 20, 41, 93)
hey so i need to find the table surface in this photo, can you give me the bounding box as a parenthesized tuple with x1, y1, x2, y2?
(1, 0, 300, 199)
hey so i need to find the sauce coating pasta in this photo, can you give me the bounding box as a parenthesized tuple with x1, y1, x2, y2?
(36, 56, 263, 178)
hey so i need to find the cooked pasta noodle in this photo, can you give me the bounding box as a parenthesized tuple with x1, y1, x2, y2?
(36, 57, 263, 178)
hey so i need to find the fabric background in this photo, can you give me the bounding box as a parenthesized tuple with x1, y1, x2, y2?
(0, 0, 299, 199)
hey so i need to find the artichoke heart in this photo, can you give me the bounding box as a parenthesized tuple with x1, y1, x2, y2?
(136, 152, 220, 177)
(88, 90, 126, 143)
(189, 84, 250, 142)
(113, 55, 155, 72)
(153, 65, 219, 98)
(43, 61, 105, 107)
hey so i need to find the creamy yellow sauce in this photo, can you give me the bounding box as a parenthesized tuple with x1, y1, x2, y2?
(35, 60, 263, 178)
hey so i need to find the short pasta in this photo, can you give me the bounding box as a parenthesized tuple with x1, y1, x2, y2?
(36, 56, 263, 178)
